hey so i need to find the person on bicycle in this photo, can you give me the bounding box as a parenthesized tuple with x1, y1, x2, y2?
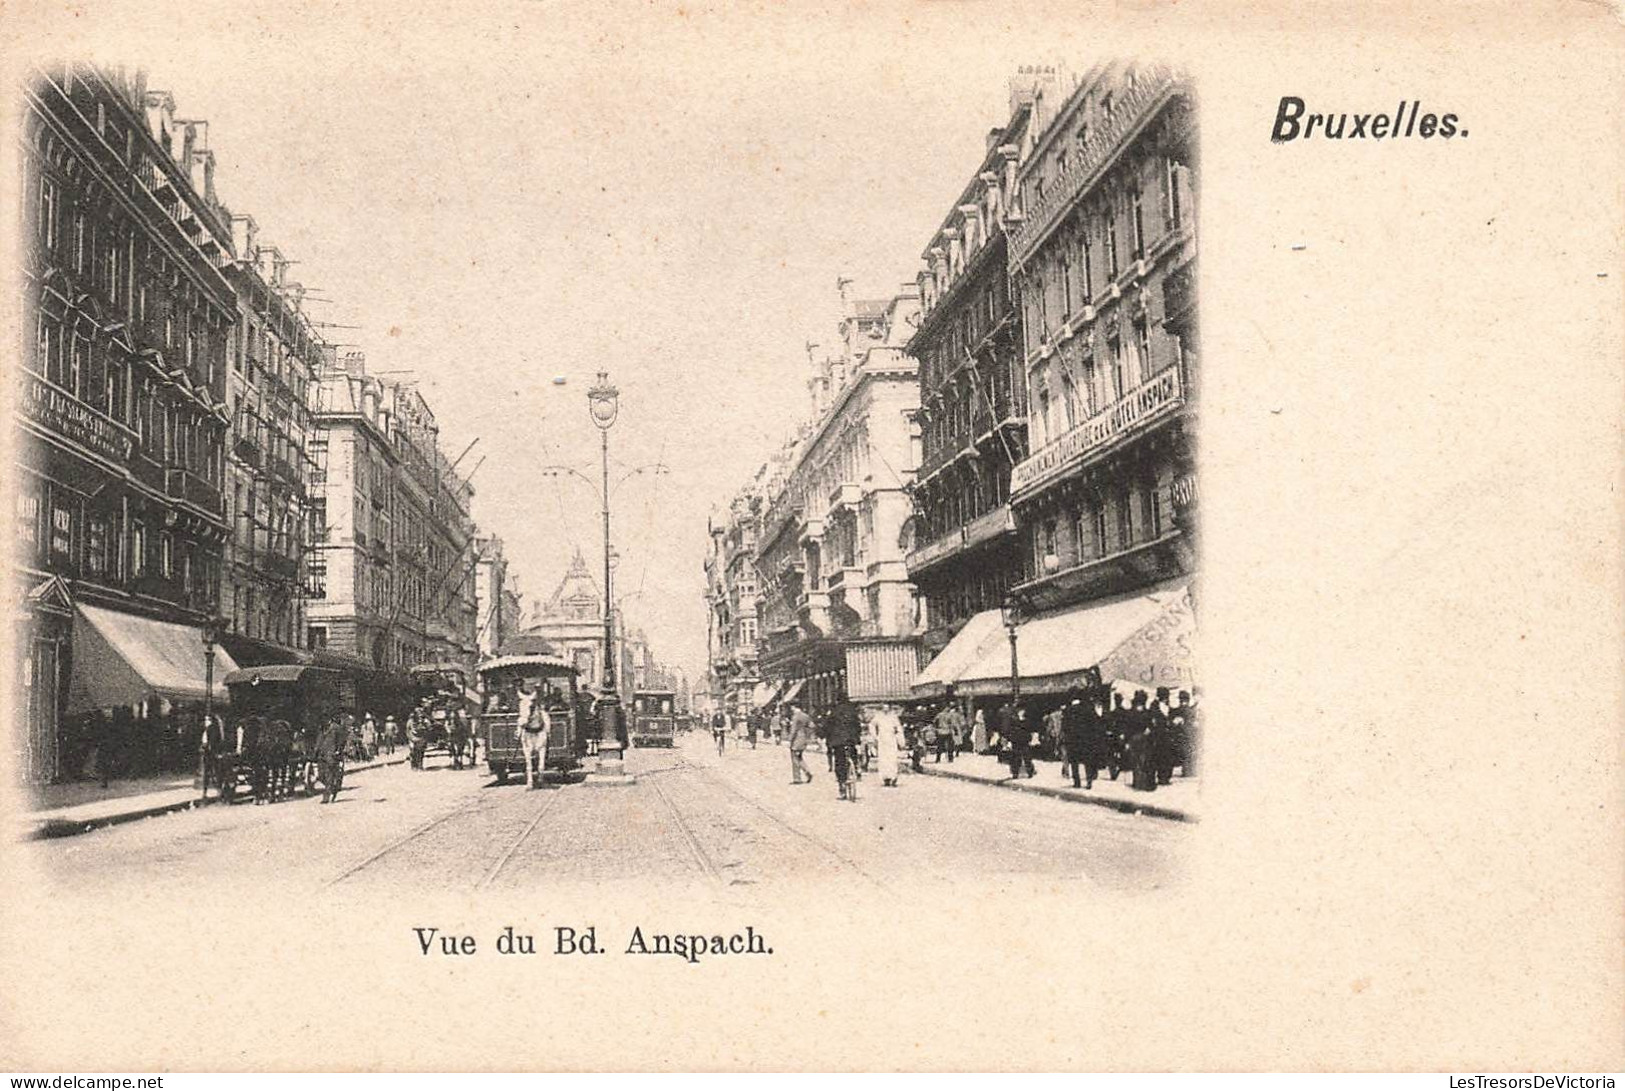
(827, 696, 864, 801)
(711, 709, 728, 756)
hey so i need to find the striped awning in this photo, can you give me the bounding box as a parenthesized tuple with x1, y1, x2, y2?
(67, 605, 241, 715)
(843, 642, 921, 702)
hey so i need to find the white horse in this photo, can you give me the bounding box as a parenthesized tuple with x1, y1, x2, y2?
(517, 688, 551, 789)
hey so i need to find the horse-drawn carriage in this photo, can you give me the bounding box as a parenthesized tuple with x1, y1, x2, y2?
(477, 636, 584, 785)
(407, 662, 478, 763)
(217, 665, 345, 802)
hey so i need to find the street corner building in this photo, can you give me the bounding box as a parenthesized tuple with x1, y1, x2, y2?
(991, 60, 1198, 704)
(10, 63, 524, 786)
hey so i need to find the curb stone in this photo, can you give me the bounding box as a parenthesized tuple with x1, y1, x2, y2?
(22, 756, 411, 841)
(915, 763, 1197, 823)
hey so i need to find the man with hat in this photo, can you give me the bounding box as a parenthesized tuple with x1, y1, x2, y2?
(932, 695, 964, 764)
(1124, 691, 1157, 792)
(314, 713, 350, 804)
(1151, 687, 1177, 785)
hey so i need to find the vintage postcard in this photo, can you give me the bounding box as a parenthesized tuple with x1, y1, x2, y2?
(1, 0, 1620, 1074)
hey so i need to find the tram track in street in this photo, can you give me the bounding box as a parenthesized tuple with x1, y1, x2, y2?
(473, 788, 567, 890)
(323, 775, 564, 889)
(645, 773, 728, 888)
(322, 798, 488, 889)
(678, 756, 894, 894)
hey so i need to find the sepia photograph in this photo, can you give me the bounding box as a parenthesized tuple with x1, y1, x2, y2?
(1, 0, 1620, 1076)
(11, 52, 1197, 898)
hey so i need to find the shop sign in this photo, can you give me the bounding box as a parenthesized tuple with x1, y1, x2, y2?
(22, 375, 135, 464)
(49, 502, 74, 564)
(1171, 473, 1198, 511)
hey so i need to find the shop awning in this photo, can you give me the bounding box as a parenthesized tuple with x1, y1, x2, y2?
(67, 605, 242, 715)
(949, 577, 1195, 697)
(912, 609, 1009, 697)
(779, 678, 807, 705)
(844, 642, 921, 702)
(754, 680, 783, 708)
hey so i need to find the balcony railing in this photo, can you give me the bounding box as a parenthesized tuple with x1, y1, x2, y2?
(164, 467, 223, 515)
(1010, 367, 1184, 498)
(1009, 66, 1180, 264)
(828, 483, 862, 512)
(906, 505, 1016, 574)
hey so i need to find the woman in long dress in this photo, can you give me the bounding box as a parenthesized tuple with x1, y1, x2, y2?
(874, 704, 903, 787)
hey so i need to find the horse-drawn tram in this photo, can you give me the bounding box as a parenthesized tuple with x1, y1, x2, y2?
(631, 689, 677, 748)
(218, 664, 344, 802)
(477, 636, 584, 785)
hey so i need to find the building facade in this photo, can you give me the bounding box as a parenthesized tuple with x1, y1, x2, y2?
(703, 478, 763, 718)
(906, 74, 1052, 664)
(753, 287, 926, 713)
(522, 549, 673, 712)
(219, 215, 323, 665)
(1002, 61, 1198, 685)
(473, 534, 519, 661)
(15, 65, 237, 782)
(305, 355, 481, 670)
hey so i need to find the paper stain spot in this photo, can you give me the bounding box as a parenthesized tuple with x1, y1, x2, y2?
(553, 376, 567, 385)
(1291, 243, 1307, 251)
(1351, 977, 1371, 994)
(388, 326, 401, 337)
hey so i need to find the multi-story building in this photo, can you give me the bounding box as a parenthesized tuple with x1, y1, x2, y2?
(423, 439, 480, 667)
(218, 214, 324, 665)
(304, 352, 397, 666)
(906, 73, 1053, 671)
(306, 355, 481, 671)
(924, 62, 1197, 700)
(15, 65, 239, 782)
(473, 534, 512, 660)
(753, 287, 926, 714)
(703, 477, 764, 718)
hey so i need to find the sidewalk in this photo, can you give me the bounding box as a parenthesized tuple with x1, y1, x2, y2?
(912, 750, 1201, 822)
(17, 754, 410, 840)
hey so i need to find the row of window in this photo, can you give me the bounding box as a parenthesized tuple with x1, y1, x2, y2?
(31, 314, 226, 488)
(1031, 472, 1167, 576)
(925, 555, 1022, 633)
(31, 170, 230, 394)
(920, 356, 1021, 465)
(16, 477, 218, 602)
(915, 463, 1013, 545)
(1030, 315, 1162, 447)
(225, 581, 298, 646)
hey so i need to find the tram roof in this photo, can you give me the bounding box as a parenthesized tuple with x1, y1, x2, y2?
(476, 654, 576, 676)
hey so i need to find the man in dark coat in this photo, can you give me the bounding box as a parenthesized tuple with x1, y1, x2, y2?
(1105, 692, 1130, 780)
(407, 704, 429, 770)
(1124, 691, 1157, 792)
(315, 714, 350, 803)
(1175, 689, 1200, 777)
(1001, 700, 1034, 779)
(1061, 688, 1105, 789)
(826, 698, 863, 799)
(1152, 687, 1177, 785)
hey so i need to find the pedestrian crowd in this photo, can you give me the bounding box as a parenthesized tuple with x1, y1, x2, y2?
(704, 672, 1201, 802)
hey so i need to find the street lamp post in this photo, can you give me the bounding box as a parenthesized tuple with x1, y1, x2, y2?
(1001, 592, 1024, 711)
(587, 371, 631, 781)
(199, 616, 222, 802)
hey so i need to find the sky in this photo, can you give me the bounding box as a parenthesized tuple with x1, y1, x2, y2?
(102, 4, 1084, 686)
